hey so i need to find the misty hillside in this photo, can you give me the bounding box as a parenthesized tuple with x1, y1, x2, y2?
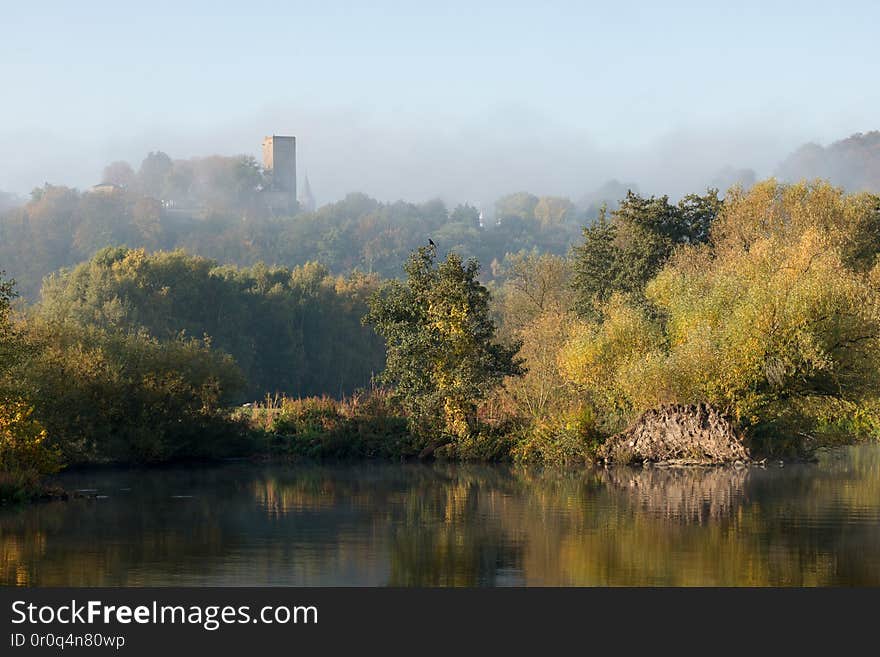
(0, 162, 619, 300)
(4, 128, 880, 302)
(776, 131, 880, 192)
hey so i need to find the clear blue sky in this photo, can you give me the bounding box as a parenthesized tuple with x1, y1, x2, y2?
(2, 1, 879, 202)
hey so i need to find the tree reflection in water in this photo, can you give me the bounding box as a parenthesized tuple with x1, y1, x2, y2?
(2, 447, 880, 586)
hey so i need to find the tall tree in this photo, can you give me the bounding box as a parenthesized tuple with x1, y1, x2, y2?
(138, 151, 173, 198)
(365, 244, 523, 455)
(533, 196, 574, 227)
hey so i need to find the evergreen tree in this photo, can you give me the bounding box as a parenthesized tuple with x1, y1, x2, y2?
(571, 190, 722, 316)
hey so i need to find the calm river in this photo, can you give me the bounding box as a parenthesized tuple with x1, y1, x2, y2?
(3, 445, 880, 586)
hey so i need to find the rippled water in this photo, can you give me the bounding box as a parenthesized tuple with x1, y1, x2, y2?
(3, 445, 880, 586)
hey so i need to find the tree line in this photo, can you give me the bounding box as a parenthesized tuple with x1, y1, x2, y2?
(4, 177, 880, 501)
(0, 151, 629, 300)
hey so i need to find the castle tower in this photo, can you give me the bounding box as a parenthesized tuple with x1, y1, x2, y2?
(262, 135, 297, 212)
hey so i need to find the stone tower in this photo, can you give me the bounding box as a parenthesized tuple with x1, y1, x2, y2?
(262, 135, 297, 212)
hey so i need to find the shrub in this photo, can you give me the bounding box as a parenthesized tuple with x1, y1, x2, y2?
(0, 401, 61, 475)
(15, 320, 247, 463)
(511, 404, 604, 465)
(0, 400, 62, 503)
(243, 390, 416, 460)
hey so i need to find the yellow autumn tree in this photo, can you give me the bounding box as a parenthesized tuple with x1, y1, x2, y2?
(559, 180, 880, 453)
(1, 272, 59, 487)
(0, 401, 61, 476)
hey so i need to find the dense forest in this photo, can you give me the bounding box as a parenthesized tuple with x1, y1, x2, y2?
(5, 133, 880, 301)
(0, 151, 616, 301)
(0, 183, 589, 300)
(36, 248, 384, 400)
(4, 156, 880, 501)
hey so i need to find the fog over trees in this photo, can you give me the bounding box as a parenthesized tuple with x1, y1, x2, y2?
(5, 128, 880, 301)
(2, 116, 871, 212)
(776, 131, 880, 193)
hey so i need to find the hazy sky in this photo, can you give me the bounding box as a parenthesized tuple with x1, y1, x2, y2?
(2, 1, 879, 205)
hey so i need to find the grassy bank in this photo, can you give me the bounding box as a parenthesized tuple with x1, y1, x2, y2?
(236, 392, 415, 460)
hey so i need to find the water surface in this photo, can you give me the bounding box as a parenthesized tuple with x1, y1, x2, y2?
(3, 445, 880, 586)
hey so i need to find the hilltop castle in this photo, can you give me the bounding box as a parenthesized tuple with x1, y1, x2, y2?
(89, 134, 313, 216)
(261, 135, 297, 213)
(261, 134, 316, 214)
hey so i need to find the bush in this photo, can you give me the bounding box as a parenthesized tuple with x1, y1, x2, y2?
(0, 401, 61, 474)
(0, 401, 62, 503)
(242, 390, 416, 460)
(15, 320, 248, 463)
(511, 405, 604, 466)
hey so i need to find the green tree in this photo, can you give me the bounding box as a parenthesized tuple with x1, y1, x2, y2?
(495, 192, 539, 221)
(36, 247, 385, 400)
(571, 190, 722, 315)
(16, 319, 245, 464)
(533, 196, 574, 227)
(365, 244, 523, 455)
(0, 274, 61, 496)
(450, 203, 481, 227)
(138, 151, 173, 198)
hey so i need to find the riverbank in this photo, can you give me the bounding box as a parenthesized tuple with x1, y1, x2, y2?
(1, 390, 867, 506)
(0, 470, 71, 504)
